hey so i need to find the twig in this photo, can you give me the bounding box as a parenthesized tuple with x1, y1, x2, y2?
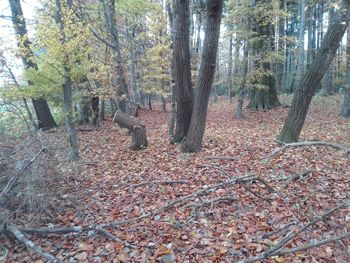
(131, 180, 189, 188)
(0, 148, 46, 199)
(264, 141, 350, 162)
(96, 227, 136, 249)
(6, 226, 65, 263)
(238, 200, 350, 263)
(205, 156, 236, 161)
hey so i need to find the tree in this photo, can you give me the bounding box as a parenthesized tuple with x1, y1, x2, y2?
(101, 0, 130, 113)
(55, 0, 79, 160)
(8, 0, 57, 130)
(278, 0, 350, 143)
(341, 26, 350, 117)
(181, 0, 223, 152)
(172, 0, 193, 143)
(246, 0, 281, 110)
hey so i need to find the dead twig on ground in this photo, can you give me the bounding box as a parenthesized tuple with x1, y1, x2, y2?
(131, 180, 189, 188)
(264, 141, 350, 162)
(238, 200, 350, 263)
(5, 225, 65, 263)
(205, 156, 236, 161)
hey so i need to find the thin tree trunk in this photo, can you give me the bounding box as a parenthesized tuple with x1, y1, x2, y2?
(181, 0, 223, 152)
(172, 0, 193, 143)
(101, 0, 129, 113)
(56, 0, 79, 160)
(99, 99, 105, 121)
(341, 26, 350, 117)
(228, 33, 233, 101)
(294, 0, 306, 89)
(166, 2, 176, 142)
(279, 2, 350, 143)
(8, 0, 57, 130)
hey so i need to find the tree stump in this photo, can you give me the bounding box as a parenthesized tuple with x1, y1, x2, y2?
(113, 111, 148, 150)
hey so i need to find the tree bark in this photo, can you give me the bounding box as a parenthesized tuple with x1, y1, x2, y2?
(113, 112, 148, 150)
(181, 0, 223, 152)
(172, 0, 193, 143)
(294, 0, 306, 89)
(55, 0, 79, 160)
(101, 0, 129, 113)
(279, 1, 350, 143)
(341, 26, 350, 117)
(8, 0, 57, 130)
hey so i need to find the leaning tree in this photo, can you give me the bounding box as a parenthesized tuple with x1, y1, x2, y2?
(279, 0, 350, 143)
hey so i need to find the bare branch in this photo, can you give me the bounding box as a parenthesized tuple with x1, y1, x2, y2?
(131, 180, 189, 188)
(6, 226, 65, 263)
(264, 141, 350, 162)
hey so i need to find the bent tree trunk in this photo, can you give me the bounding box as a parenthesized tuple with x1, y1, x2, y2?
(113, 112, 148, 150)
(172, 0, 193, 143)
(279, 3, 350, 143)
(341, 27, 350, 117)
(9, 0, 57, 130)
(181, 0, 223, 152)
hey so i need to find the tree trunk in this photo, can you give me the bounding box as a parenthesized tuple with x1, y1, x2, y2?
(113, 112, 148, 150)
(102, 0, 129, 113)
(228, 33, 233, 101)
(247, 0, 281, 110)
(172, 0, 193, 143)
(78, 96, 90, 125)
(56, 0, 79, 160)
(166, 2, 176, 142)
(8, 0, 57, 130)
(341, 26, 350, 117)
(91, 97, 99, 126)
(148, 94, 152, 110)
(279, 2, 350, 143)
(99, 99, 105, 121)
(294, 0, 306, 89)
(181, 0, 223, 153)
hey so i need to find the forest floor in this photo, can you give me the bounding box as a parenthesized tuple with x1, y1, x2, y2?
(3, 95, 350, 262)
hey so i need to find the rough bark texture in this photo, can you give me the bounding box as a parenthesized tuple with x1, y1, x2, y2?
(172, 0, 193, 143)
(294, 0, 306, 89)
(181, 0, 223, 153)
(247, 0, 281, 110)
(279, 2, 350, 143)
(9, 0, 57, 130)
(341, 26, 350, 117)
(113, 112, 148, 150)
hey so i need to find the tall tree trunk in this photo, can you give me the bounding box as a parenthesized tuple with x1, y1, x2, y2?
(228, 33, 233, 101)
(8, 0, 57, 130)
(166, 3, 176, 142)
(247, 0, 281, 110)
(294, 0, 306, 89)
(56, 0, 79, 160)
(102, 0, 129, 113)
(181, 0, 223, 153)
(172, 0, 193, 143)
(129, 26, 138, 103)
(278, 2, 350, 143)
(99, 99, 105, 121)
(341, 26, 350, 117)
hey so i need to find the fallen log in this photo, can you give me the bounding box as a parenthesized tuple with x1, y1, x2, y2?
(113, 111, 148, 150)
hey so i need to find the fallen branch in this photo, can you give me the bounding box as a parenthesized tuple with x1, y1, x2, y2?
(238, 200, 350, 263)
(0, 175, 264, 234)
(205, 156, 236, 161)
(264, 141, 350, 162)
(131, 180, 189, 188)
(96, 227, 136, 249)
(6, 225, 65, 263)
